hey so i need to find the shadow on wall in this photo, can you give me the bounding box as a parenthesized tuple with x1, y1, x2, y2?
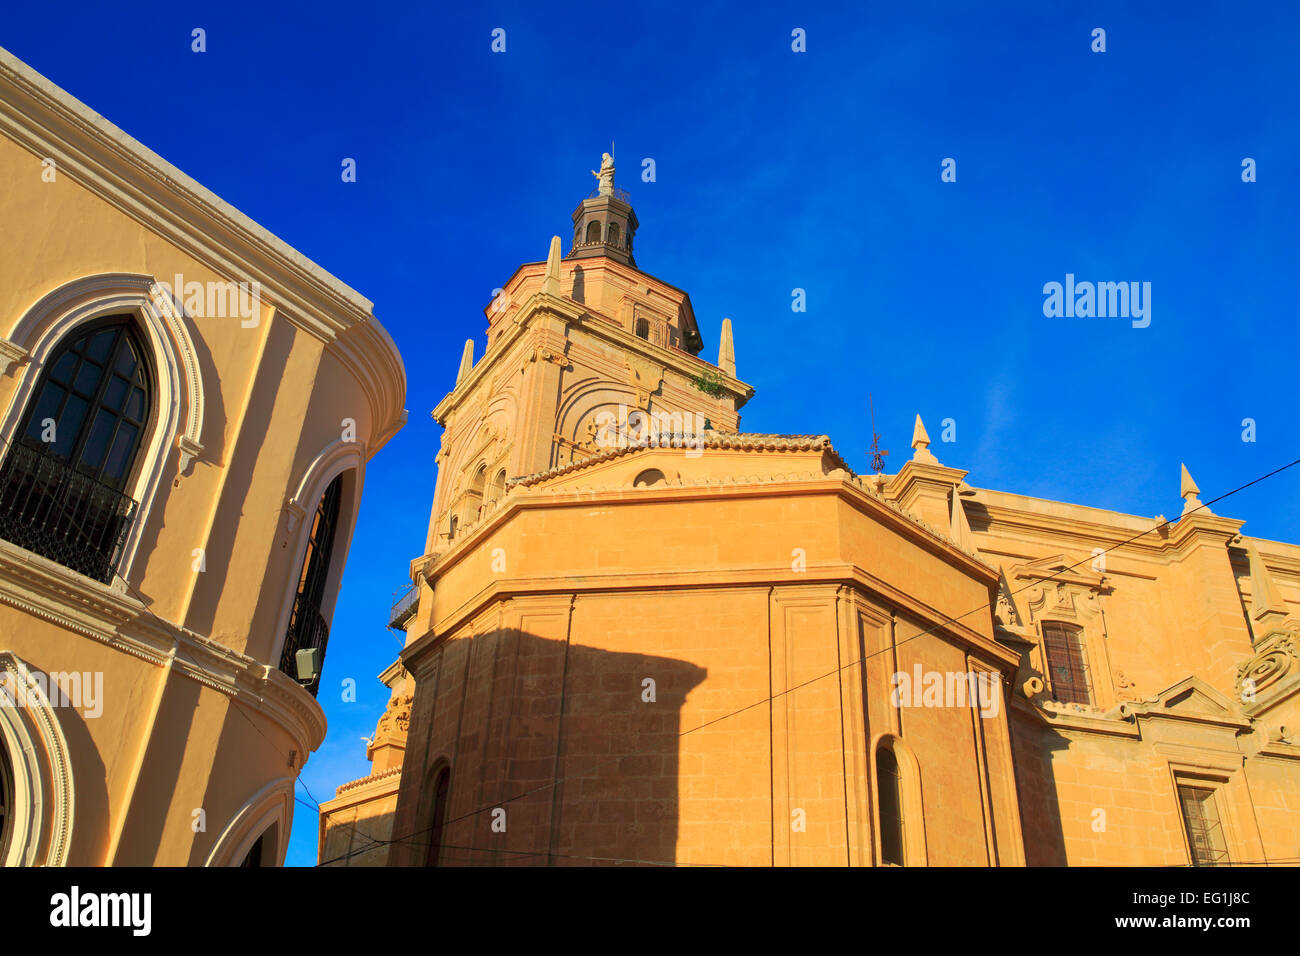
(1008, 713, 1070, 866)
(382, 629, 707, 867)
(110, 671, 202, 865)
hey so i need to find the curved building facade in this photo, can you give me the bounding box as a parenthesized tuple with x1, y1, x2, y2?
(0, 48, 405, 866)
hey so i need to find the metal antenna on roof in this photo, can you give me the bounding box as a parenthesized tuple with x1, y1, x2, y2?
(868, 394, 889, 474)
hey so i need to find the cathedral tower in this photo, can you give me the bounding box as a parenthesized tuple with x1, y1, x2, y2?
(422, 155, 751, 555)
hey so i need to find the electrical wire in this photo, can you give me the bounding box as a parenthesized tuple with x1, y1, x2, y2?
(315, 455, 1300, 866)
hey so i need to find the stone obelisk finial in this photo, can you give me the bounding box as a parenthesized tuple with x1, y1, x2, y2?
(911, 414, 938, 464)
(1180, 463, 1211, 515)
(456, 338, 474, 385)
(718, 318, 736, 378)
(543, 236, 563, 296)
(1244, 540, 1289, 636)
(950, 487, 975, 552)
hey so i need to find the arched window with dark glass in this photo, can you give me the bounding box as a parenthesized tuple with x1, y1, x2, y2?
(876, 746, 905, 866)
(238, 831, 266, 867)
(585, 220, 602, 243)
(0, 738, 13, 863)
(0, 316, 152, 583)
(279, 473, 344, 696)
(425, 765, 451, 867)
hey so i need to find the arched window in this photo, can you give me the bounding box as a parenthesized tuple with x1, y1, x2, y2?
(279, 473, 344, 696)
(488, 468, 507, 506)
(238, 830, 267, 867)
(462, 464, 488, 524)
(426, 765, 451, 867)
(0, 316, 152, 583)
(585, 220, 602, 243)
(634, 318, 650, 340)
(876, 745, 906, 865)
(607, 222, 621, 246)
(0, 738, 12, 863)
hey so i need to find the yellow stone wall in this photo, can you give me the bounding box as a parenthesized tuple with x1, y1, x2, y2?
(321, 183, 1300, 870)
(0, 50, 404, 866)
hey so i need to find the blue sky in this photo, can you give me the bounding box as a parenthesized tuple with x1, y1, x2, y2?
(5, 1, 1298, 866)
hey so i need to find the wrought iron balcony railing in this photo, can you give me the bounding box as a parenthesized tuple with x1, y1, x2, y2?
(279, 594, 329, 697)
(389, 584, 418, 631)
(0, 440, 137, 584)
(587, 186, 631, 203)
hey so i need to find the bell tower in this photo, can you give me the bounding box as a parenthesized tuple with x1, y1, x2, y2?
(567, 150, 638, 267)
(422, 151, 753, 555)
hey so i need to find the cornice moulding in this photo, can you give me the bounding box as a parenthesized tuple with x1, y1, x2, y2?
(433, 292, 753, 424)
(404, 561, 1011, 673)
(0, 48, 405, 449)
(0, 538, 326, 753)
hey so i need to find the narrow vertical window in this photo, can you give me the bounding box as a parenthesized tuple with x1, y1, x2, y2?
(634, 317, 650, 340)
(279, 473, 344, 695)
(464, 464, 487, 523)
(489, 468, 507, 506)
(1042, 622, 1092, 705)
(1178, 785, 1229, 866)
(876, 746, 905, 866)
(426, 766, 451, 867)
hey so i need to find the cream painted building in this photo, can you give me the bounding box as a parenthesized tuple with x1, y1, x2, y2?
(0, 48, 405, 866)
(321, 160, 1300, 867)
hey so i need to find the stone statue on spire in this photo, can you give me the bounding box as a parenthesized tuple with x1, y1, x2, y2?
(591, 152, 615, 196)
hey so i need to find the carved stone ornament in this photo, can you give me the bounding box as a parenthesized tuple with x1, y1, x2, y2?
(994, 572, 1022, 627)
(373, 693, 413, 742)
(1235, 631, 1300, 701)
(625, 358, 662, 409)
(530, 345, 568, 367)
(1024, 579, 1103, 625)
(1114, 669, 1140, 702)
(0, 338, 29, 375)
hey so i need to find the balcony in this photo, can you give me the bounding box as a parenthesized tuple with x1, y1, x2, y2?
(587, 186, 631, 203)
(388, 583, 418, 631)
(0, 440, 137, 585)
(279, 593, 329, 697)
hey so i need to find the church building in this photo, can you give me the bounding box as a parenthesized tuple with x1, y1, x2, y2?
(320, 155, 1300, 867)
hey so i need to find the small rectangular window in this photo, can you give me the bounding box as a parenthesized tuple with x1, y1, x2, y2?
(1177, 785, 1230, 866)
(1042, 622, 1092, 705)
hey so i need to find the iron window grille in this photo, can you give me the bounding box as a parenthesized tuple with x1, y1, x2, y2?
(278, 473, 343, 696)
(1041, 621, 1093, 705)
(0, 317, 150, 584)
(1177, 785, 1230, 866)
